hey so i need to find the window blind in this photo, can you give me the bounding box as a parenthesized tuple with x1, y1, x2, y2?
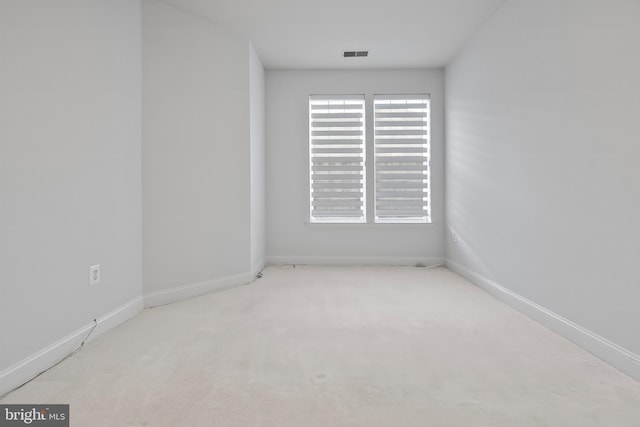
(309, 95, 366, 223)
(374, 94, 430, 223)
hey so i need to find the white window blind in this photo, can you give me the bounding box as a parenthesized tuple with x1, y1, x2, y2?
(309, 95, 366, 223)
(374, 94, 431, 223)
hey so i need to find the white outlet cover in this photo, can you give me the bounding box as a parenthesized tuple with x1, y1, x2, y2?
(89, 264, 101, 285)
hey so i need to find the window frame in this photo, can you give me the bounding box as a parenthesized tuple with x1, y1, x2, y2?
(308, 93, 431, 225)
(373, 94, 431, 224)
(308, 94, 367, 224)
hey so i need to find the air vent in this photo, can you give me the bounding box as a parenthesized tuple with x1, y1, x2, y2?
(343, 50, 368, 58)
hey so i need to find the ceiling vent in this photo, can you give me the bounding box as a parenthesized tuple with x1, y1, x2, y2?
(343, 50, 368, 58)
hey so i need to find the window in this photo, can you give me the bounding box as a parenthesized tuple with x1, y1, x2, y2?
(308, 93, 430, 224)
(374, 95, 430, 223)
(309, 95, 366, 223)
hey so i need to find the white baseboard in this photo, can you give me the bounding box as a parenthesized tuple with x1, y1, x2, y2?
(446, 260, 640, 381)
(87, 297, 145, 343)
(251, 258, 267, 278)
(0, 296, 144, 397)
(144, 271, 256, 308)
(266, 256, 445, 267)
(1, 266, 265, 396)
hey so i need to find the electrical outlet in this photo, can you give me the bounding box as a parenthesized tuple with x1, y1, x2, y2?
(89, 264, 101, 285)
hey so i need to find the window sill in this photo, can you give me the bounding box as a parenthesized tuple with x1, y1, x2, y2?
(305, 221, 438, 229)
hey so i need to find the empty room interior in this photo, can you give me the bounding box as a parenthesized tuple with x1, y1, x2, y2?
(1, 0, 640, 425)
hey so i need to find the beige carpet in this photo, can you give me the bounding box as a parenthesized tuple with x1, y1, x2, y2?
(2, 266, 640, 426)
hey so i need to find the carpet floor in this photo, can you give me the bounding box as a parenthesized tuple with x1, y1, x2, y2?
(2, 266, 640, 426)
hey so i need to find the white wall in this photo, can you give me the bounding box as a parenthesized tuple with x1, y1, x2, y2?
(266, 70, 445, 265)
(142, 0, 253, 299)
(446, 0, 640, 375)
(249, 43, 266, 274)
(0, 0, 142, 389)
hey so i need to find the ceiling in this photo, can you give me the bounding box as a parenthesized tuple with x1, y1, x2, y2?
(161, 0, 506, 70)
